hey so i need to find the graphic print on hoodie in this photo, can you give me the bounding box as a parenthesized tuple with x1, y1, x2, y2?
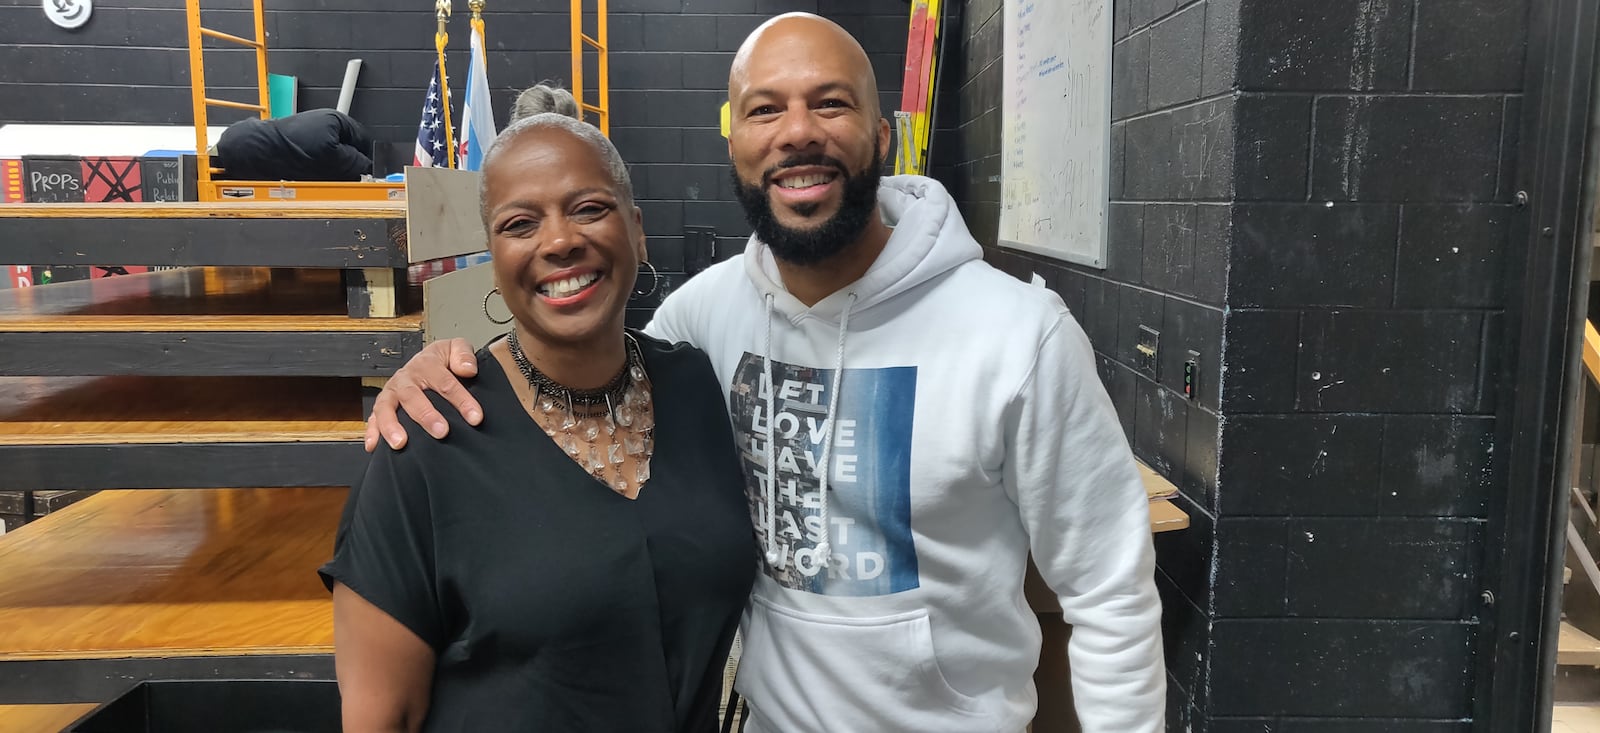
(728, 354, 917, 596)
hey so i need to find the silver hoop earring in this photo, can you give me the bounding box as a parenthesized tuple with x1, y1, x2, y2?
(633, 261, 661, 299)
(483, 288, 514, 325)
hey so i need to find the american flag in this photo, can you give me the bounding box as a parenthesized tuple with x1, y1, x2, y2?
(414, 60, 452, 168)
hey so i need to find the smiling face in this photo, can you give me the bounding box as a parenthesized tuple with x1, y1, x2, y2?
(483, 125, 645, 353)
(727, 14, 892, 266)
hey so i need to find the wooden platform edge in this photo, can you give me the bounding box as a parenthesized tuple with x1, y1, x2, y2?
(0, 442, 365, 490)
(0, 331, 423, 377)
(0, 314, 425, 333)
(0, 655, 335, 705)
(0, 201, 405, 218)
(0, 217, 409, 269)
(0, 644, 335, 663)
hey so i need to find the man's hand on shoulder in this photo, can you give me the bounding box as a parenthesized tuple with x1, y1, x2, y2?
(364, 338, 482, 452)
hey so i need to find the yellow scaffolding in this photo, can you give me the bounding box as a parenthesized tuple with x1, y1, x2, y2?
(183, 0, 404, 202)
(571, 0, 610, 136)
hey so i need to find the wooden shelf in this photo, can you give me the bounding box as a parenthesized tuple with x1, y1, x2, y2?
(1138, 461, 1180, 501)
(1561, 620, 1600, 667)
(1150, 499, 1191, 532)
(0, 489, 341, 703)
(0, 268, 423, 377)
(0, 375, 366, 490)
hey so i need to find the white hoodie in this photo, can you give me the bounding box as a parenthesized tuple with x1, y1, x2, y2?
(646, 176, 1165, 733)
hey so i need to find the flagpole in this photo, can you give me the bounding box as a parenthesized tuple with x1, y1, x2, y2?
(469, 0, 484, 46)
(435, 0, 457, 168)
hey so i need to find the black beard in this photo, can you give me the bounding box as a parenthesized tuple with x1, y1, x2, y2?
(731, 144, 882, 267)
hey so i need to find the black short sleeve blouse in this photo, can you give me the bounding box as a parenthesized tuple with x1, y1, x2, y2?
(320, 332, 756, 732)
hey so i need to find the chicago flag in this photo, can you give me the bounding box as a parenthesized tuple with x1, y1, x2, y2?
(458, 24, 496, 171)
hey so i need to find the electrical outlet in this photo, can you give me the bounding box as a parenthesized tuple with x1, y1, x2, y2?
(1136, 325, 1160, 377)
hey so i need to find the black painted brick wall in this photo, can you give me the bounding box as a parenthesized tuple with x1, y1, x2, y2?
(946, 0, 1525, 729)
(0, 0, 909, 306)
(1206, 0, 1524, 728)
(941, 0, 1230, 725)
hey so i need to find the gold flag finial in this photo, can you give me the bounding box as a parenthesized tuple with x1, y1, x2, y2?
(468, 0, 484, 19)
(435, 0, 451, 37)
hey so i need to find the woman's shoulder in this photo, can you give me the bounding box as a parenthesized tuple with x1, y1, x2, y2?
(388, 346, 511, 452)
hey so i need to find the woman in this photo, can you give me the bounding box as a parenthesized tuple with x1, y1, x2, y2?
(512, 81, 581, 121)
(319, 113, 755, 732)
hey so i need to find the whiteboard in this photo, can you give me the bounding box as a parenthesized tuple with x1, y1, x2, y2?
(998, 0, 1113, 268)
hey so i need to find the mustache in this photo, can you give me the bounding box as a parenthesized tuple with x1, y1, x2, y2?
(761, 153, 851, 187)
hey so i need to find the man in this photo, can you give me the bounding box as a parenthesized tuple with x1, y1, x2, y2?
(368, 13, 1165, 732)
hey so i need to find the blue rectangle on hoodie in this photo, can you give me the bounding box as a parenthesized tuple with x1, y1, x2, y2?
(730, 353, 919, 597)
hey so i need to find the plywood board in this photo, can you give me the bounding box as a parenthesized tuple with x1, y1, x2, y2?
(423, 260, 501, 347)
(405, 165, 488, 263)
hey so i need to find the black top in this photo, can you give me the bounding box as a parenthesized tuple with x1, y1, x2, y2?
(320, 333, 755, 732)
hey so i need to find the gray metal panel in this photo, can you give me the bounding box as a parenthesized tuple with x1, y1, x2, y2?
(405, 166, 488, 263)
(423, 261, 502, 348)
(0, 331, 422, 377)
(0, 442, 367, 490)
(0, 217, 407, 268)
(0, 655, 335, 704)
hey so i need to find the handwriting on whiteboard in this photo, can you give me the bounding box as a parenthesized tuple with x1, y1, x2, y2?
(999, 0, 1112, 268)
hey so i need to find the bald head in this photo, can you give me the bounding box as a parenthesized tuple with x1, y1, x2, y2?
(729, 13, 882, 120)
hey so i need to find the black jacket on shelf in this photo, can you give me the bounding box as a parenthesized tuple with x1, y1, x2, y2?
(214, 109, 375, 182)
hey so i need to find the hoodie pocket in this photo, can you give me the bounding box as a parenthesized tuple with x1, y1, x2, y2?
(738, 595, 993, 732)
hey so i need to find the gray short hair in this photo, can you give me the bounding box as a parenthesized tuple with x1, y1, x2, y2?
(479, 113, 634, 227)
(511, 83, 581, 121)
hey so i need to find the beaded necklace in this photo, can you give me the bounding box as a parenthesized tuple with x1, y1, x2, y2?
(506, 329, 655, 494)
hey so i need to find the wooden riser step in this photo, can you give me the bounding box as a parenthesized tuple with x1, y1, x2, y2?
(0, 488, 341, 704)
(0, 375, 366, 490)
(0, 168, 486, 271)
(0, 704, 98, 731)
(0, 201, 408, 269)
(0, 268, 422, 377)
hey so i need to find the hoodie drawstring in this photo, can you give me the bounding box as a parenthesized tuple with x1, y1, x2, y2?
(761, 291, 856, 570)
(812, 293, 855, 562)
(762, 293, 781, 565)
